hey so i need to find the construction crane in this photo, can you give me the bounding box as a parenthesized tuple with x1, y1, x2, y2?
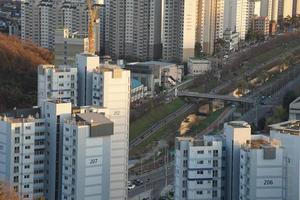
(86, 0, 97, 54)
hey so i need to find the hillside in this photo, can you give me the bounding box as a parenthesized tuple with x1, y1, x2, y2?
(0, 33, 54, 112)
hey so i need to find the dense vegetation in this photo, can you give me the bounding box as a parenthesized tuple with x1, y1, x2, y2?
(0, 33, 54, 112)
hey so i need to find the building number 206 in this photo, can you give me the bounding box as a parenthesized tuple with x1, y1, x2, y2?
(264, 180, 273, 185)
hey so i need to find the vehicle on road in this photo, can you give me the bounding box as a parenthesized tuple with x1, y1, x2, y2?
(128, 184, 136, 190)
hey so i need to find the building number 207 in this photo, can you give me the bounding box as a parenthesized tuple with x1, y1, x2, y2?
(90, 159, 98, 165)
(264, 180, 273, 185)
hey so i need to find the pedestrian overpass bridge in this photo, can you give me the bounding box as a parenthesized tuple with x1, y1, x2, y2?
(177, 91, 255, 104)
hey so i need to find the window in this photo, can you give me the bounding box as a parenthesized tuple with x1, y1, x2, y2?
(197, 191, 203, 195)
(25, 146, 30, 150)
(24, 184, 29, 188)
(15, 127, 20, 134)
(25, 165, 30, 169)
(197, 180, 203, 184)
(197, 150, 204, 154)
(24, 175, 30, 179)
(15, 137, 20, 144)
(25, 136, 31, 140)
(25, 126, 31, 130)
(197, 160, 204, 164)
(197, 170, 203, 174)
(13, 176, 19, 183)
(25, 155, 30, 159)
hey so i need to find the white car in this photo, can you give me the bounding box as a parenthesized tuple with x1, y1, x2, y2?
(128, 184, 136, 190)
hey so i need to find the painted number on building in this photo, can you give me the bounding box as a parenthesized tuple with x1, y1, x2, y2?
(264, 180, 273, 185)
(89, 159, 98, 165)
(113, 111, 120, 116)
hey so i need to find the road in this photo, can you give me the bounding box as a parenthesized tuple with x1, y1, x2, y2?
(129, 103, 194, 148)
(212, 41, 300, 94)
(129, 162, 174, 199)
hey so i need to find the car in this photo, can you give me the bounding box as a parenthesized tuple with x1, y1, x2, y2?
(133, 179, 143, 186)
(128, 184, 135, 190)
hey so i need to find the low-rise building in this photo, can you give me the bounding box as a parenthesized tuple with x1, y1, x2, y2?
(254, 16, 270, 37)
(188, 58, 212, 75)
(125, 61, 182, 96)
(223, 29, 239, 52)
(131, 79, 147, 103)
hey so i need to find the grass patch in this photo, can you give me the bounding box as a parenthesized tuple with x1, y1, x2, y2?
(131, 116, 184, 154)
(191, 108, 226, 134)
(129, 98, 185, 141)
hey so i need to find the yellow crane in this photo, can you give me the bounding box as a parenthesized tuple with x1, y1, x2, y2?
(86, 0, 97, 54)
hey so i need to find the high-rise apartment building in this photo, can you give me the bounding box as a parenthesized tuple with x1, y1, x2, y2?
(270, 120, 300, 200)
(224, 121, 251, 200)
(124, 0, 162, 61)
(162, 0, 198, 62)
(224, 0, 254, 40)
(76, 53, 100, 106)
(197, 0, 224, 55)
(92, 65, 131, 200)
(61, 110, 114, 200)
(174, 136, 225, 200)
(0, 109, 46, 200)
(278, 0, 293, 18)
(239, 135, 285, 200)
(104, 0, 162, 61)
(260, 0, 279, 22)
(37, 64, 78, 107)
(21, 0, 102, 50)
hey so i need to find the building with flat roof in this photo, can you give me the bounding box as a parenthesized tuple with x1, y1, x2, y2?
(38, 64, 78, 107)
(188, 58, 212, 75)
(224, 121, 251, 200)
(125, 61, 182, 96)
(175, 135, 225, 200)
(239, 135, 285, 200)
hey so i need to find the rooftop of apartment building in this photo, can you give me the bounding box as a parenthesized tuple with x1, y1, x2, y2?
(176, 135, 223, 147)
(38, 64, 76, 72)
(0, 107, 41, 123)
(269, 120, 300, 135)
(66, 112, 114, 137)
(227, 121, 251, 128)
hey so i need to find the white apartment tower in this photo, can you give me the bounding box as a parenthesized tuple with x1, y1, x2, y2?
(37, 64, 78, 107)
(174, 136, 225, 200)
(224, 121, 251, 200)
(0, 110, 46, 200)
(270, 120, 300, 200)
(92, 65, 131, 200)
(239, 135, 285, 200)
(76, 53, 100, 106)
(61, 111, 114, 200)
(162, 0, 198, 62)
